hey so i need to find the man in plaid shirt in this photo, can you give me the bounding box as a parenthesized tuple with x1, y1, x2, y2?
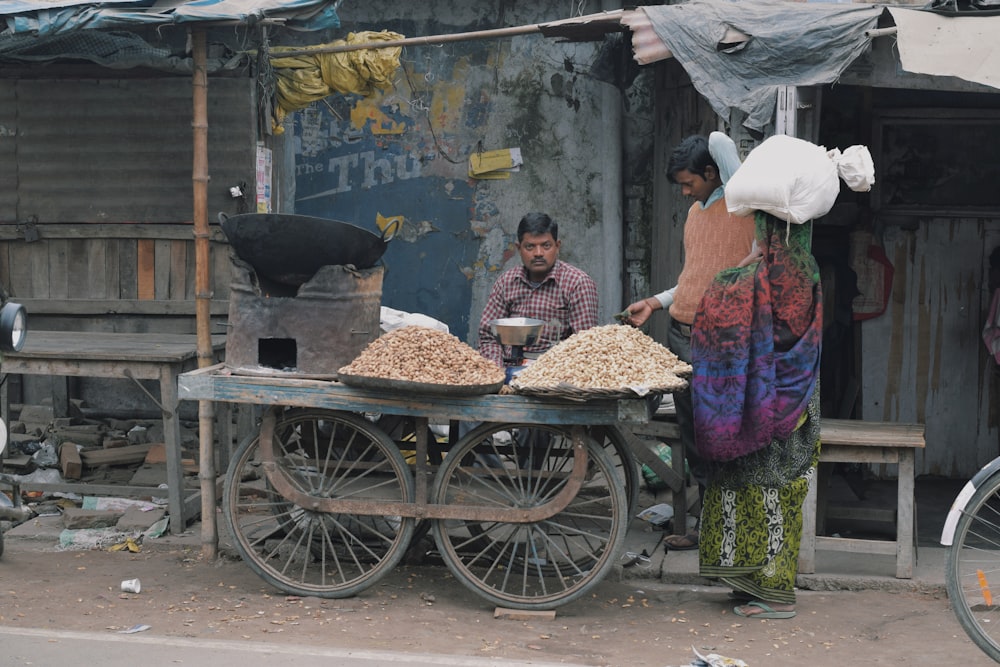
(477, 212, 599, 369)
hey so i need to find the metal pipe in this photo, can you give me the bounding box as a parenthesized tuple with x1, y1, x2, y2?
(866, 27, 898, 38)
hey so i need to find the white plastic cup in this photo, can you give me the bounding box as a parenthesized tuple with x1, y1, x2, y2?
(121, 578, 141, 594)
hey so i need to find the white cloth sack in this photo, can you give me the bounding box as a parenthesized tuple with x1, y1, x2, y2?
(726, 135, 874, 224)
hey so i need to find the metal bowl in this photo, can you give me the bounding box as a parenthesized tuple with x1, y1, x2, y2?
(490, 318, 545, 346)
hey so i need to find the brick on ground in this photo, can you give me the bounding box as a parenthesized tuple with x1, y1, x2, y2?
(116, 507, 167, 532)
(62, 508, 125, 529)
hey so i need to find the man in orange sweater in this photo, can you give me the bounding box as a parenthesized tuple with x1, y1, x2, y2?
(625, 132, 758, 550)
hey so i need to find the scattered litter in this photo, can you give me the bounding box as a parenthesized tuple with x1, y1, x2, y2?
(109, 537, 142, 553)
(636, 503, 674, 527)
(151, 483, 169, 506)
(31, 441, 58, 468)
(665, 646, 748, 667)
(620, 551, 653, 569)
(143, 516, 169, 539)
(117, 624, 151, 634)
(13, 468, 64, 485)
(121, 578, 142, 594)
(82, 496, 160, 512)
(59, 527, 142, 551)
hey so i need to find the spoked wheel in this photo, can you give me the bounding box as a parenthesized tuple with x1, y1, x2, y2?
(223, 407, 416, 598)
(587, 425, 640, 517)
(946, 471, 1000, 662)
(431, 422, 627, 610)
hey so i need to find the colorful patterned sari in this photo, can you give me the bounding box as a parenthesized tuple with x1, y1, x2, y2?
(691, 213, 823, 603)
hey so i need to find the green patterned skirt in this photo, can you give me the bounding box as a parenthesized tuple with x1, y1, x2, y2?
(698, 390, 822, 605)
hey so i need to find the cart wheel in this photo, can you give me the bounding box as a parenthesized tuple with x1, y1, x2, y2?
(431, 423, 627, 610)
(587, 425, 641, 517)
(223, 408, 415, 598)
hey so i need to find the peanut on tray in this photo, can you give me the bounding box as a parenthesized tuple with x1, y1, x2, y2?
(339, 325, 505, 386)
(511, 324, 691, 392)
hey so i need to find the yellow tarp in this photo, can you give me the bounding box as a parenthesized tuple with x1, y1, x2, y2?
(270, 30, 404, 133)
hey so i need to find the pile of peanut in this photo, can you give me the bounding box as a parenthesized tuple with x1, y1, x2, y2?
(511, 324, 691, 392)
(339, 326, 505, 386)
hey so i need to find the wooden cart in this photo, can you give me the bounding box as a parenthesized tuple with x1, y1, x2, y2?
(178, 364, 653, 610)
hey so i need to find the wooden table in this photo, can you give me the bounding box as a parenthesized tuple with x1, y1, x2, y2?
(1, 331, 226, 534)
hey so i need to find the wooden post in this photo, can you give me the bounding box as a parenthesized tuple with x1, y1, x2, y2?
(192, 28, 218, 560)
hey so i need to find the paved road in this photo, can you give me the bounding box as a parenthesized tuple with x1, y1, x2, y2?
(0, 626, 587, 667)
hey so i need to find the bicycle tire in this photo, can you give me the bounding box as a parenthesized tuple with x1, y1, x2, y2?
(946, 469, 1000, 663)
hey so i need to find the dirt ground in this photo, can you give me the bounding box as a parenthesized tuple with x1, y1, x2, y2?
(0, 535, 993, 667)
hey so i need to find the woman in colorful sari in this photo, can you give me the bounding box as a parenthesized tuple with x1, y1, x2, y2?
(689, 212, 823, 620)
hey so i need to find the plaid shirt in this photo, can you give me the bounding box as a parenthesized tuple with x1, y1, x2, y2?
(478, 260, 599, 367)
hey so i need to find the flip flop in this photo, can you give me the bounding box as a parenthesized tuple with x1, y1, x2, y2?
(733, 601, 797, 619)
(662, 533, 699, 551)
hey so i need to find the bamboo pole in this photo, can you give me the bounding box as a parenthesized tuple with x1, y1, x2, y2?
(191, 28, 218, 560)
(270, 9, 625, 58)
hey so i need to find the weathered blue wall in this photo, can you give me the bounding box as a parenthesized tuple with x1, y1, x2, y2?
(285, 1, 634, 342)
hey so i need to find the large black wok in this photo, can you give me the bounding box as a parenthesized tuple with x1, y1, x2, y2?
(219, 213, 396, 286)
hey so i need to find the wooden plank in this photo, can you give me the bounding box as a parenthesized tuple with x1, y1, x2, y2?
(80, 443, 152, 466)
(47, 239, 69, 299)
(6, 238, 38, 298)
(820, 445, 900, 464)
(59, 441, 82, 479)
(169, 239, 188, 300)
(66, 238, 91, 299)
(494, 608, 556, 621)
(815, 535, 897, 556)
(0, 223, 228, 242)
(137, 238, 155, 300)
(154, 239, 171, 300)
(178, 365, 651, 427)
(3, 331, 225, 365)
(16, 298, 229, 316)
(119, 238, 138, 299)
(821, 418, 925, 448)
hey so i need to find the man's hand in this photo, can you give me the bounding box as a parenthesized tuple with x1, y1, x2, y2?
(624, 298, 657, 327)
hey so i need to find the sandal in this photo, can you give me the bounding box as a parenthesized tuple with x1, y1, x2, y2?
(662, 532, 699, 551)
(733, 600, 797, 619)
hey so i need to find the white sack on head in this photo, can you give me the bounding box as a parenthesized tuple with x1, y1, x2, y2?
(828, 144, 875, 193)
(725, 134, 840, 225)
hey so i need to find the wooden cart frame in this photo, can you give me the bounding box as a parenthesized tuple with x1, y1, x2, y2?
(179, 364, 653, 610)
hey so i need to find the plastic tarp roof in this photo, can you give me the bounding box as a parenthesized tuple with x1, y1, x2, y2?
(0, 0, 341, 37)
(638, 0, 882, 132)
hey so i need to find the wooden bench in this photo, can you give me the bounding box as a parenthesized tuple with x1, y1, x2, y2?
(799, 418, 926, 579)
(1, 331, 227, 534)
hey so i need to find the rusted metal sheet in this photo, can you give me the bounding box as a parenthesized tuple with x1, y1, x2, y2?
(860, 221, 1000, 478)
(12, 77, 255, 224)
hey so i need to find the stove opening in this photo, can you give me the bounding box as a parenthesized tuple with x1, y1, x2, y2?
(258, 337, 297, 371)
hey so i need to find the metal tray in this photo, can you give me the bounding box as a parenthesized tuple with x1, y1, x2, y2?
(337, 373, 504, 397)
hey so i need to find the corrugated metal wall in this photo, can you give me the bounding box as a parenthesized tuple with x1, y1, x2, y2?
(861, 222, 1000, 479)
(2, 77, 255, 224)
(0, 76, 257, 330)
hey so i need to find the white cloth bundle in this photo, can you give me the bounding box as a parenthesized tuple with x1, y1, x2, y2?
(726, 134, 875, 224)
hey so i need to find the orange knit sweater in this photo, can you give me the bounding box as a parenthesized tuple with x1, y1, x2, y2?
(669, 197, 756, 325)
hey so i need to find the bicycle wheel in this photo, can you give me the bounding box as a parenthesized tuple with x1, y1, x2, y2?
(431, 422, 627, 610)
(946, 470, 1000, 662)
(223, 408, 415, 598)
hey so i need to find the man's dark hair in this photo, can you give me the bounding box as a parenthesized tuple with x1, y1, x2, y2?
(517, 212, 558, 242)
(667, 135, 717, 184)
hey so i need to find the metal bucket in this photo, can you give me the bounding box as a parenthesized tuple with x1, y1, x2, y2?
(225, 261, 383, 378)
